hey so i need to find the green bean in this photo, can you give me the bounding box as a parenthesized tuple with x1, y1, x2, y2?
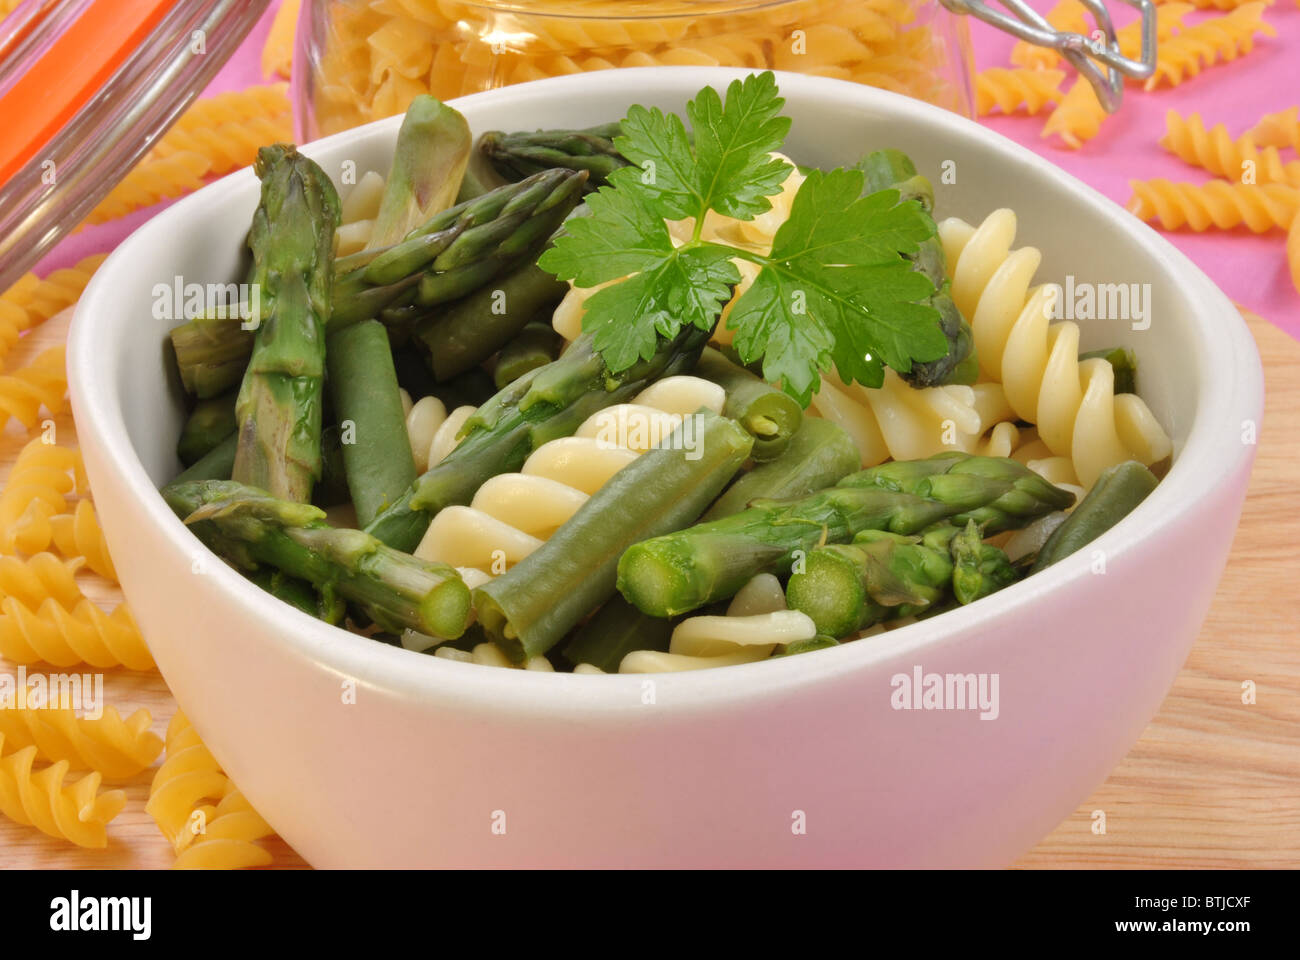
(1029, 461, 1158, 573)
(325, 320, 418, 527)
(172, 433, 237, 485)
(558, 594, 672, 673)
(313, 425, 351, 509)
(695, 347, 803, 460)
(177, 390, 237, 466)
(474, 409, 753, 662)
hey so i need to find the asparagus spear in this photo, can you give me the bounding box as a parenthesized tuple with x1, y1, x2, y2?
(247, 567, 345, 625)
(857, 149, 976, 387)
(493, 321, 565, 389)
(368, 95, 470, 250)
(474, 409, 754, 662)
(164, 480, 471, 638)
(170, 312, 256, 399)
(331, 168, 586, 328)
(1079, 346, 1137, 395)
(617, 455, 1072, 618)
(417, 262, 567, 381)
(232, 145, 340, 503)
(702, 416, 859, 520)
(325, 320, 417, 527)
(950, 519, 1020, 603)
(478, 122, 629, 187)
(365, 323, 713, 552)
(696, 347, 803, 460)
(177, 390, 237, 466)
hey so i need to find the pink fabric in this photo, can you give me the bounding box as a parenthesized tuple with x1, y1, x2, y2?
(32, 1, 1300, 336)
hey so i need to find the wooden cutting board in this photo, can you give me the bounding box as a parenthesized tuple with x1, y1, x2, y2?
(1, 308, 1296, 869)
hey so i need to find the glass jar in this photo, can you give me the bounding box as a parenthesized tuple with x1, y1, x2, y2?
(295, 0, 975, 140)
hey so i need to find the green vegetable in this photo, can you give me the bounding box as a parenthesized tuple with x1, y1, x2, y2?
(332, 168, 586, 329)
(368, 95, 470, 250)
(163, 480, 471, 639)
(247, 567, 345, 624)
(949, 519, 1019, 603)
(313, 425, 350, 509)
(493, 321, 565, 389)
(1030, 460, 1158, 573)
(702, 416, 859, 520)
(479, 122, 629, 186)
(474, 409, 753, 662)
(232, 145, 340, 503)
(172, 433, 237, 485)
(558, 594, 672, 673)
(365, 323, 712, 552)
(696, 347, 802, 460)
(778, 635, 839, 656)
(325, 320, 418, 527)
(857, 148, 975, 388)
(177, 391, 237, 466)
(539, 72, 946, 404)
(169, 312, 256, 399)
(1079, 346, 1137, 395)
(618, 454, 1072, 618)
(456, 145, 512, 202)
(416, 262, 567, 381)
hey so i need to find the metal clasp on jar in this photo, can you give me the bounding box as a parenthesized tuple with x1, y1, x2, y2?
(939, 0, 1158, 112)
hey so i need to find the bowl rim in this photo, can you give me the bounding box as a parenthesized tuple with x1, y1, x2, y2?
(68, 66, 1263, 716)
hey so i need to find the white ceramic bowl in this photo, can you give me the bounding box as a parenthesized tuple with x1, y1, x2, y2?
(70, 68, 1262, 868)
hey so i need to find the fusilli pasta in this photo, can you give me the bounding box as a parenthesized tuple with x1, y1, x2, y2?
(0, 258, 104, 368)
(975, 68, 1065, 117)
(1245, 106, 1300, 150)
(262, 0, 301, 79)
(146, 711, 275, 869)
(1042, 76, 1107, 150)
(0, 705, 162, 781)
(1143, 3, 1275, 90)
(0, 552, 84, 610)
(1127, 179, 1299, 231)
(1287, 209, 1300, 296)
(49, 500, 118, 583)
(0, 596, 155, 671)
(0, 438, 86, 554)
(1010, 0, 1090, 70)
(939, 209, 1172, 488)
(0, 734, 126, 848)
(1161, 110, 1300, 185)
(0, 346, 69, 430)
(150, 84, 293, 177)
(83, 151, 213, 226)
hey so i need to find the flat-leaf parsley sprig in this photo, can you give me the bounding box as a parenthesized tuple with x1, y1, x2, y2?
(539, 71, 948, 405)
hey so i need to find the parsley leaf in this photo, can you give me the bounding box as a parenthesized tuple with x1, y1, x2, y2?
(726, 167, 947, 403)
(540, 72, 948, 403)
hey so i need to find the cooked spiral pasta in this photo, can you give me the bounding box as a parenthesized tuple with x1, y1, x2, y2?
(262, 0, 300, 79)
(1161, 111, 1300, 186)
(83, 151, 213, 226)
(0, 438, 86, 554)
(0, 734, 126, 848)
(1010, 0, 1090, 70)
(48, 499, 118, 583)
(147, 711, 275, 869)
(0, 705, 162, 781)
(0, 346, 69, 429)
(975, 68, 1065, 117)
(414, 376, 725, 577)
(939, 210, 1172, 488)
(434, 642, 555, 670)
(1126, 179, 1299, 231)
(620, 572, 810, 672)
(149, 84, 293, 176)
(1042, 76, 1108, 150)
(0, 596, 155, 671)
(1245, 106, 1300, 151)
(0, 257, 104, 367)
(1143, 3, 1275, 90)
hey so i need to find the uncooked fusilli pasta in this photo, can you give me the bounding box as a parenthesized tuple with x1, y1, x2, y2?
(0, 705, 162, 781)
(1042, 76, 1108, 150)
(939, 210, 1172, 488)
(146, 711, 275, 869)
(1127, 179, 1299, 231)
(0, 733, 126, 848)
(150, 84, 293, 177)
(975, 68, 1065, 117)
(1287, 210, 1300, 296)
(1161, 110, 1300, 186)
(84, 151, 213, 226)
(0, 552, 84, 610)
(0, 597, 155, 671)
(0, 438, 86, 554)
(0, 259, 104, 368)
(262, 0, 301, 79)
(1010, 0, 1089, 70)
(0, 346, 69, 430)
(48, 499, 117, 583)
(1143, 3, 1275, 90)
(1246, 106, 1300, 151)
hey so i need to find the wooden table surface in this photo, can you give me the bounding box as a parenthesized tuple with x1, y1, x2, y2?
(1, 309, 1297, 870)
